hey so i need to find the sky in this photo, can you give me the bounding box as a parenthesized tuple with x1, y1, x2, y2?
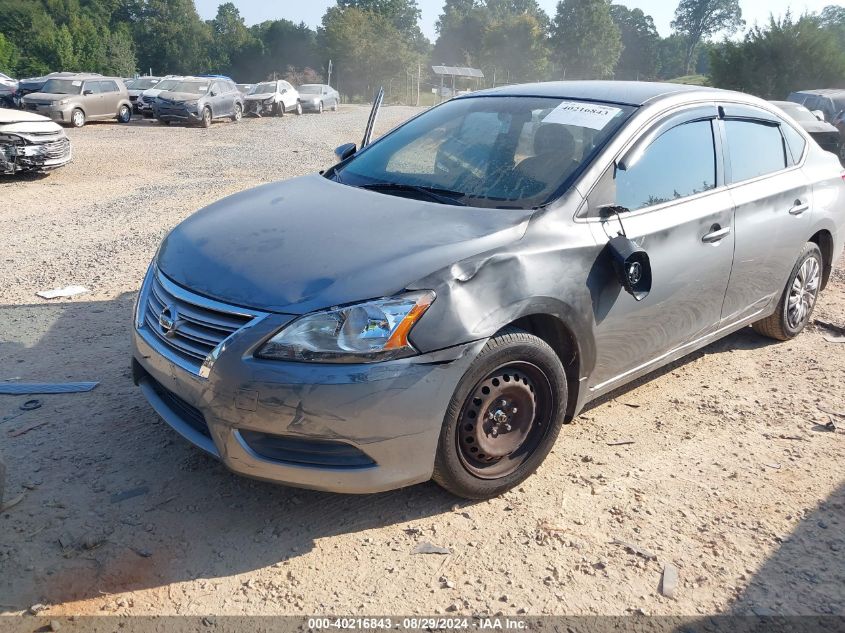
(195, 0, 836, 40)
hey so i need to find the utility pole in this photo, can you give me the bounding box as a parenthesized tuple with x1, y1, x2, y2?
(416, 63, 421, 107)
(327, 59, 333, 87)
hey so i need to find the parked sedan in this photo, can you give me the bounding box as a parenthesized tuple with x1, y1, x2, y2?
(244, 80, 301, 116)
(153, 77, 243, 127)
(771, 100, 842, 161)
(132, 81, 844, 499)
(0, 108, 72, 174)
(22, 75, 132, 127)
(297, 84, 339, 113)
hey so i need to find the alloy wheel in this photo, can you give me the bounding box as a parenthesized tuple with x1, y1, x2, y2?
(786, 254, 821, 330)
(72, 109, 85, 127)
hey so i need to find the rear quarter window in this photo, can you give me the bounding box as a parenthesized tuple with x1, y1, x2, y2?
(780, 123, 807, 165)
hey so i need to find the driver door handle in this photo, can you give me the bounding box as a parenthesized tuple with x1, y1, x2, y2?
(702, 225, 731, 244)
(789, 201, 810, 216)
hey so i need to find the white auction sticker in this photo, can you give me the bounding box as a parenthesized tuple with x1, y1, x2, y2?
(542, 101, 622, 130)
(72, 81, 82, 86)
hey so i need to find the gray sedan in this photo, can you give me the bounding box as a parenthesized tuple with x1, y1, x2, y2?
(298, 84, 339, 113)
(132, 81, 844, 499)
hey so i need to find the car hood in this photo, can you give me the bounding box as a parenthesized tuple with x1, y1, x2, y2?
(245, 93, 275, 100)
(0, 107, 55, 125)
(22, 92, 67, 102)
(156, 91, 203, 102)
(156, 174, 533, 314)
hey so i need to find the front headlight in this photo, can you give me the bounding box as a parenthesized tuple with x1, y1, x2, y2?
(184, 100, 198, 110)
(257, 291, 435, 363)
(54, 98, 69, 106)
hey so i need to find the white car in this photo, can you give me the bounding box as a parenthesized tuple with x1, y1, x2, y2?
(0, 107, 72, 175)
(244, 80, 301, 116)
(137, 76, 184, 116)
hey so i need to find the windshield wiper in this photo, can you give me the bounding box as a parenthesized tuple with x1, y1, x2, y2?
(359, 182, 467, 207)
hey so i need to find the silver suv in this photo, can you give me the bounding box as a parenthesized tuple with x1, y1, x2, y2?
(22, 75, 132, 128)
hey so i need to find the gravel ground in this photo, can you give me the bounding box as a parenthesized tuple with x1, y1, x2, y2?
(0, 106, 843, 618)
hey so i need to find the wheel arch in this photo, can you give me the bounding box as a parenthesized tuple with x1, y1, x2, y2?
(500, 311, 591, 421)
(809, 229, 834, 290)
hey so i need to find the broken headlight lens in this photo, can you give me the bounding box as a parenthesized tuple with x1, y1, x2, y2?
(257, 291, 435, 363)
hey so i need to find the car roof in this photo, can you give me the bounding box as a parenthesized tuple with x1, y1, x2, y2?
(771, 100, 804, 109)
(790, 88, 845, 97)
(462, 80, 731, 107)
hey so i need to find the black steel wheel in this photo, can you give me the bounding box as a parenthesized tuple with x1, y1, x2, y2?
(433, 328, 568, 499)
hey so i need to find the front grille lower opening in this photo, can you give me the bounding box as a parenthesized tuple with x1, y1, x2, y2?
(239, 430, 376, 470)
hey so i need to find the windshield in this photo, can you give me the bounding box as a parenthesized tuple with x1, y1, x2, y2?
(152, 79, 180, 92)
(40, 79, 83, 95)
(251, 82, 276, 94)
(168, 81, 209, 94)
(131, 78, 160, 90)
(336, 96, 635, 209)
(299, 85, 322, 95)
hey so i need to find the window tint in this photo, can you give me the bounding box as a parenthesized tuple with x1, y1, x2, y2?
(781, 123, 806, 165)
(616, 120, 716, 211)
(725, 120, 787, 183)
(83, 81, 102, 94)
(99, 81, 118, 93)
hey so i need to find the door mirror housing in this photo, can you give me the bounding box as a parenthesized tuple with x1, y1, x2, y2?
(599, 205, 652, 301)
(335, 143, 357, 162)
(811, 109, 826, 121)
(83, 90, 93, 96)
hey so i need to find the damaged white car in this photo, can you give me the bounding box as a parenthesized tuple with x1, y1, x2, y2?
(0, 108, 72, 175)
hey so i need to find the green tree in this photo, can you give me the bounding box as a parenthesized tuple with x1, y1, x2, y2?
(319, 5, 416, 100)
(709, 13, 845, 98)
(551, 0, 622, 79)
(0, 32, 18, 75)
(208, 3, 260, 77)
(671, 0, 744, 74)
(432, 0, 487, 67)
(336, 0, 428, 51)
(482, 11, 549, 83)
(248, 19, 320, 82)
(130, 0, 211, 75)
(610, 5, 660, 80)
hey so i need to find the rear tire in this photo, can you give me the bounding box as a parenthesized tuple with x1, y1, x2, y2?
(432, 328, 568, 499)
(118, 104, 131, 123)
(752, 242, 823, 341)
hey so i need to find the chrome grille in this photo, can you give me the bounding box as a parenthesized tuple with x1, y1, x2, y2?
(141, 270, 260, 374)
(41, 138, 70, 160)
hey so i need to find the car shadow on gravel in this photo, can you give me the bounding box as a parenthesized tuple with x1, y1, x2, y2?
(581, 325, 775, 414)
(0, 294, 462, 610)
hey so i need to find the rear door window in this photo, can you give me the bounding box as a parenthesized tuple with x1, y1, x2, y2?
(98, 81, 118, 93)
(724, 120, 787, 183)
(616, 120, 717, 211)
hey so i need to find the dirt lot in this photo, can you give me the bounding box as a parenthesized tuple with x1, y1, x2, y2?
(1, 106, 844, 618)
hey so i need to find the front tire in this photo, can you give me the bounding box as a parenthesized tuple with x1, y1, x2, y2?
(200, 106, 212, 128)
(71, 108, 85, 128)
(432, 328, 568, 499)
(752, 242, 823, 341)
(232, 103, 242, 122)
(295, 102, 302, 115)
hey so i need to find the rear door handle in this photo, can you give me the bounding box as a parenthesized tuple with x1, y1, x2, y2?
(702, 225, 731, 243)
(789, 201, 810, 215)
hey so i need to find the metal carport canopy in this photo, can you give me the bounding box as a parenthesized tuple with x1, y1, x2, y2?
(431, 65, 485, 79)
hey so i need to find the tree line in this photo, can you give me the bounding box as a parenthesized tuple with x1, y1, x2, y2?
(0, 0, 843, 102)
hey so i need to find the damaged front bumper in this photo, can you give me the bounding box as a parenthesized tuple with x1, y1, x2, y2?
(131, 272, 484, 493)
(244, 100, 274, 117)
(0, 132, 72, 175)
